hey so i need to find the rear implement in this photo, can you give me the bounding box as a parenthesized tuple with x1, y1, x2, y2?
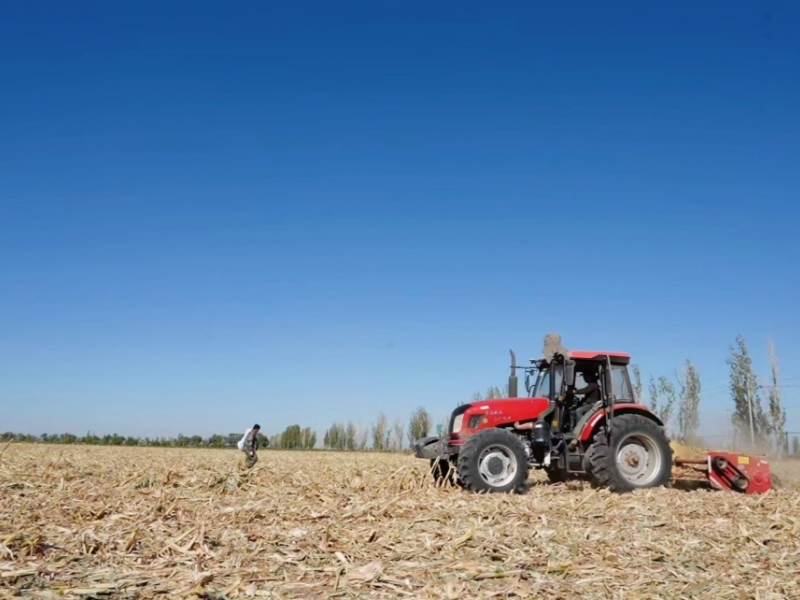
(674, 451, 774, 494)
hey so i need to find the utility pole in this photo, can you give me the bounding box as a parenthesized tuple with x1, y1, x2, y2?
(746, 374, 755, 449)
(768, 339, 784, 458)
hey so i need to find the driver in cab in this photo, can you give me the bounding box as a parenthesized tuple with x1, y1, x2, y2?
(515, 369, 602, 430)
(573, 370, 601, 422)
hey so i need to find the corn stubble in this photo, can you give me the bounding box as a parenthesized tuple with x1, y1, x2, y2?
(1, 445, 799, 599)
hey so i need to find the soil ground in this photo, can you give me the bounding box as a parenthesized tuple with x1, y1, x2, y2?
(1, 445, 799, 599)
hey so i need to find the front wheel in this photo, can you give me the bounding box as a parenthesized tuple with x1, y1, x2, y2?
(587, 414, 673, 493)
(457, 429, 529, 493)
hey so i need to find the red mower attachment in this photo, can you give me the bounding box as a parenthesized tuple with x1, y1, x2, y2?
(674, 451, 773, 494)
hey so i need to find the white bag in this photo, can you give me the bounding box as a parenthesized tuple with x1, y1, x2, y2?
(237, 428, 250, 451)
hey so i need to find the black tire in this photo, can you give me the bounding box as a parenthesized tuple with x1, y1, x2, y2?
(429, 458, 459, 487)
(582, 446, 594, 475)
(456, 428, 529, 493)
(587, 414, 673, 493)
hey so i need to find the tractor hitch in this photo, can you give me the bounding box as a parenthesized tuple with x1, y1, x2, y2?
(413, 436, 452, 461)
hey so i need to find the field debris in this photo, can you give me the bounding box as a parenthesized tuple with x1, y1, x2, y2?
(1, 445, 799, 599)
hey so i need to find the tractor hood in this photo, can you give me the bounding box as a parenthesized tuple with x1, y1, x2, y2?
(449, 396, 551, 435)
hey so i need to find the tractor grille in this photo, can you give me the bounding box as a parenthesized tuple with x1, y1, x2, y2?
(468, 414, 484, 429)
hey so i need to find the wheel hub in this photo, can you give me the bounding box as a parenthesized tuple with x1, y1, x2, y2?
(486, 456, 504, 476)
(477, 445, 518, 487)
(616, 434, 662, 486)
(619, 446, 647, 475)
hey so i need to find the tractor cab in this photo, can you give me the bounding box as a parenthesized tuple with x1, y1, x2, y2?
(526, 350, 635, 433)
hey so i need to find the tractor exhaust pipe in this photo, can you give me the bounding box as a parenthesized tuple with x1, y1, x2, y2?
(508, 349, 518, 398)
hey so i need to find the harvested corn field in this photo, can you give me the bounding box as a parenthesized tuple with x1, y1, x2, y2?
(2, 445, 800, 599)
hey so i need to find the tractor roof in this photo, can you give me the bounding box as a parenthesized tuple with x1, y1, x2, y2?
(570, 350, 630, 363)
(536, 350, 630, 366)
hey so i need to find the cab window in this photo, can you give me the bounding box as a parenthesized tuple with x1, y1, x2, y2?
(610, 365, 633, 401)
(533, 366, 563, 399)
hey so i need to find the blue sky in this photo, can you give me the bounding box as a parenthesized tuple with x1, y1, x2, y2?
(2, 1, 800, 442)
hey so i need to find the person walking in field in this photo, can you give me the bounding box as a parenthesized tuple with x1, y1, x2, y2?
(237, 424, 264, 469)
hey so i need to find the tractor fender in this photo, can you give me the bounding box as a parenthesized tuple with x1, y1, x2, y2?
(577, 403, 664, 442)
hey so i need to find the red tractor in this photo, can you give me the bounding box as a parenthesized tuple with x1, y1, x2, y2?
(413, 335, 674, 493)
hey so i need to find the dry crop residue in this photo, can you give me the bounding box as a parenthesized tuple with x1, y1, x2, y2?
(1, 445, 799, 599)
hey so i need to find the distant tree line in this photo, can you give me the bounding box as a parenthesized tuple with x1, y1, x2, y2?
(4, 336, 795, 457)
(724, 335, 790, 456)
(0, 409, 435, 453)
(321, 406, 432, 451)
(631, 360, 703, 446)
(626, 335, 792, 456)
(0, 431, 272, 449)
(268, 425, 317, 450)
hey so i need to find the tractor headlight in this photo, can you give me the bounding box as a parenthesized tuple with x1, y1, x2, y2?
(452, 414, 464, 433)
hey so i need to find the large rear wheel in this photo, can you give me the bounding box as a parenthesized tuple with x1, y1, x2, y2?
(457, 429, 529, 493)
(588, 414, 673, 493)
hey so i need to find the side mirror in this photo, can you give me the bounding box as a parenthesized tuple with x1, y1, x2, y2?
(564, 360, 576, 387)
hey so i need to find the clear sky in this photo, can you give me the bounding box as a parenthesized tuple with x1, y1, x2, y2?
(2, 1, 800, 442)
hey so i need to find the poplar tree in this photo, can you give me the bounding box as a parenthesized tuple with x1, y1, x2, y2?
(677, 360, 701, 443)
(726, 335, 770, 446)
(407, 406, 431, 446)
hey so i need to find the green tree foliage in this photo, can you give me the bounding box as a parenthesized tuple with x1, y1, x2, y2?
(280, 425, 302, 449)
(372, 412, 389, 451)
(727, 335, 770, 445)
(407, 406, 431, 446)
(631, 365, 643, 402)
(323, 422, 346, 450)
(677, 360, 701, 444)
(648, 375, 677, 430)
(206, 434, 226, 448)
(0, 426, 321, 451)
(300, 427, 316, 450)
(391, 417, 405, 451)
(345, 421, 357, 451)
